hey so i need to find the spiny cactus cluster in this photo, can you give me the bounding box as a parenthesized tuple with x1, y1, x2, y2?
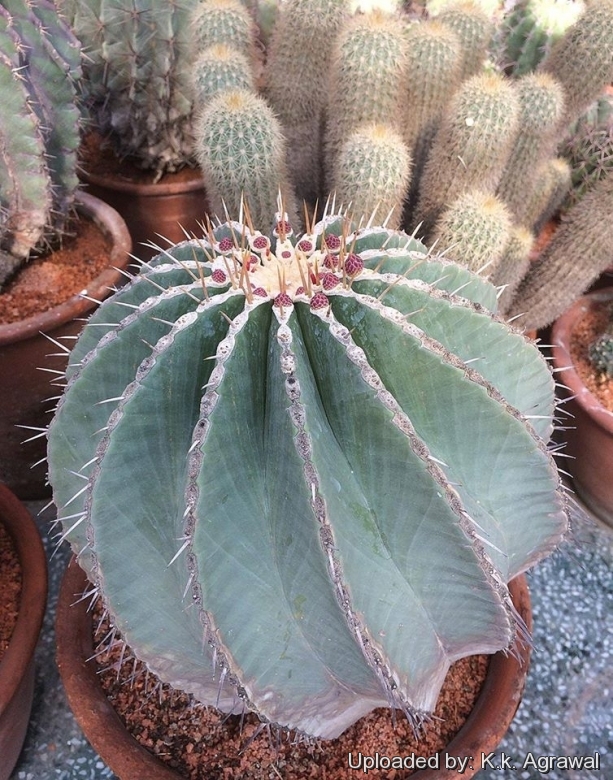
(589, 319, 613, 380)
(59, 0, 199, 174)
(0, 0, 81, 291)
(48, 206, 567, 739)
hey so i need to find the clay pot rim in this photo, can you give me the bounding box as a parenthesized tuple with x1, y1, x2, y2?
(0, 483, 48, 715)
(80, 164, 205, 198)
(0, 190, 133, 347)
(551, 287, 613, 434)
(56, 559, 531, 780)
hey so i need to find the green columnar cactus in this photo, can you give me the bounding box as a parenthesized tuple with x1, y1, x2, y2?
(324, 10, 410, 189)
(192, 44, 256, 107)
(0, 0, 81, 290)
(507, 173, 613, 330)
(497, 0, 584, 76)
(264, 0, 350, 207)
(331, 124, 412, 229)
(47, 208, 566, 740)
(540, 0, 613, 127)
(402, 20, 463, 152)
(435, 1, 495, 80)
(192, 0, 256, 50)
(413, 72, 520, 238)
(195, 90, 299, 229)
(62, 0, 199, 174)
(521, 156, 572, 232)
(562, 93, 613, 207)
(490, 225, 534, 315)
(431, 190, 512, 275)
(496, 73, 565, 223)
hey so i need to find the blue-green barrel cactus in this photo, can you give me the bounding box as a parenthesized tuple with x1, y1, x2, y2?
(48, 209, 567, 739)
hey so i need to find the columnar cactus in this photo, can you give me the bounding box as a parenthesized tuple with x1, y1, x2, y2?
(61, 0, 199, 174)
(192, 44, 256, 107)
(412, 72, 520, 237)
(264, 0, 350, 206)
(48, 209, 567, 740)
(490, 225, 534, 315)
(521, 156, 572, 232)
(194, 90, 299, 230)
(435, 0, 494, 80)
(507, 173, 613, 330)
(331, 123, 412, 229)
(0, 0, 81, 290)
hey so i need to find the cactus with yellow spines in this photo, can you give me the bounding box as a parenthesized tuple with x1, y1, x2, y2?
(491, 226, 534, 316)
(521, 156, 572, 232)
(435, 1, 495, 80)
(192, 44, 256, 108)
(331, 123, 412, 229)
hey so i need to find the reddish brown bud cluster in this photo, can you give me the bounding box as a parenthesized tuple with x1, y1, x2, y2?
(310, 292, 329, 310)
(211, 269, 227, 283)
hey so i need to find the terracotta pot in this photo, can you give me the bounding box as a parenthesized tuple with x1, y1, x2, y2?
(551, 288, 613, 526)
(56, 558, 531, 780)
(0, 484, 48, 780)
(0, 191, 132, 500)
(81, 165, 208, 262)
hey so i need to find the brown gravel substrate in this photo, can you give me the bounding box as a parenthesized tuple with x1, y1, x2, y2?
(94, 609, 489, 780)
(568, 298, 613, 412)
(0, 215, 113, 324)
(0, 522, 21, 660)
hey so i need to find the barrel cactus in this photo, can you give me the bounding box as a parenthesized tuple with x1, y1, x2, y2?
(48, 208, 567, 739)
(0, 0, 81, 290)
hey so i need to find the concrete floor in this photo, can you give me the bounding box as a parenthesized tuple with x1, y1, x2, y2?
(9, 492, 613, 780)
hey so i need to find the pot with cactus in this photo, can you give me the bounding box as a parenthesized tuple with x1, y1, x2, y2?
(0, 0, 132, 499)
(551, 288, 613, 528)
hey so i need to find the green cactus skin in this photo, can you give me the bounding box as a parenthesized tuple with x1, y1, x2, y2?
(589, 318, 613, 379)
(497, 0, 584, 77)
(192, 44, 256, 107)
(47, 206, 566, 740)
(562, 93, 613, 208)
(435, 1, 495, 80)
(521, 156, 571, 233)
(195, 90, 299, 229)
(507, 173, 613, 331)
(412, 72, 520, 238)
(324, 10, 410, 191)
(0, 0, 81, 290)
(490, 225, 534, 316)
(431, 189, 512, 276)
(193, 0, 256, 50)
(540, 0, 613, 127)
(402, 20, 463, 152)
(496, 73, 565, 223)
(264, 0, 350, 207)
(62, 0, 199, 174)
(331, 123, 412, 229)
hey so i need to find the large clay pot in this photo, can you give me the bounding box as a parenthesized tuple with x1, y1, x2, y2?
(56, 558, 532, 780)
(551, 288, 613, 526)
(0, 191, 132, 499)
(81, 165, 208, 262)
(0, 484, 47, 780)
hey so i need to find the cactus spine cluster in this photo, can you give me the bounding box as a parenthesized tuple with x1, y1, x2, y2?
(61, 0, 199, 174)
(0, 0, 81, 290)
(48, 209, 566, 740)
(589, 313, 613, 380)
(491, 226, 534, 315)
(435, 1, 494, 80)
(507, 174, 613, 330)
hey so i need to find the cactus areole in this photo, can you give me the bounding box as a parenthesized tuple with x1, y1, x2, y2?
(48, 210, 566, 740)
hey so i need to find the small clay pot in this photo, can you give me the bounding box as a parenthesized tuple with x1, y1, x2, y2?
(0, 484, 48, 780)
(551, 288, 613, 526)
(81, 165, 208, 262)
(56, 558, 531, 780)
(0, 191, 132, 499)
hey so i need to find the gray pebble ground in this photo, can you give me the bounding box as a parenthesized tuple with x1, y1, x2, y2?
(9, 493, 613, 780)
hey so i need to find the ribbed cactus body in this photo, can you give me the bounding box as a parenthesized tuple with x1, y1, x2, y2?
(331, 123, 412, 228)
(413, 72, 520, 237)
(193, 0, 255, 50)
(65, 0, 199, 173)
(48, 211, 566, 739)
(522, 156, 571, 232)
(324, 11, 409, 187)
(498, 0, 584, 76)
(540, 0, 613, 127)
(507, 173, 613, 330)
(0, 0, 81, 288)
(490, 226, 534, 315)
(496, 73, 565, 223)
(264, 0, 350, 206)
(435, 1, 494, 79)
(192, 44, 255, 107)
(431, 189, 512, 275)
(195, 90, 299, 229)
